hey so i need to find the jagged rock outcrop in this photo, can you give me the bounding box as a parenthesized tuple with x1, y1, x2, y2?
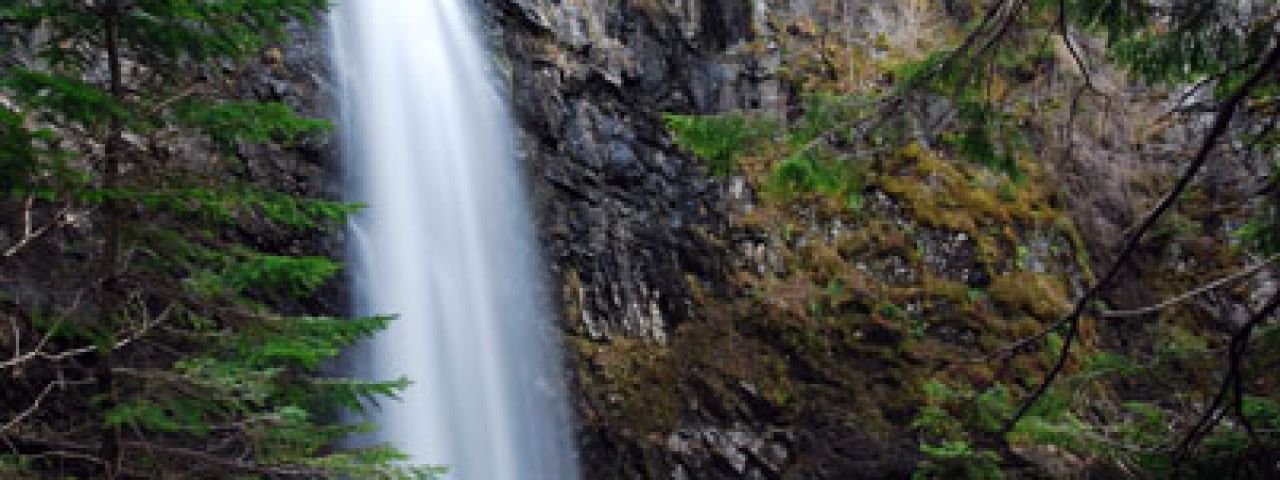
(488, 0, 764, 342)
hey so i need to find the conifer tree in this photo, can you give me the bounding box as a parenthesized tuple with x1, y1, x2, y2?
(0, 2, 429, 477)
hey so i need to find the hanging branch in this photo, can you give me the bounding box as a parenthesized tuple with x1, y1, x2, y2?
(1000, 41, 1280, 437)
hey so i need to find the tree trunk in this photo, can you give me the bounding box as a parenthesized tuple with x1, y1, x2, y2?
(97, 0, 126, 476)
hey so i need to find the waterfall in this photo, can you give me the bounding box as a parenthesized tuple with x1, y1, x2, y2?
(331, 1, 579, 478)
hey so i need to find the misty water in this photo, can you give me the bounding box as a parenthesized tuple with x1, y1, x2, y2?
(331, 1, 579, 478)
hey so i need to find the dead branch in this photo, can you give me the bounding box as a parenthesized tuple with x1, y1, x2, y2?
(2, 198, 74, 258)
(0, 304, 174, 371)
(7, 434, 330, 478)
(0, 379, 96, 434)
(1102, 254, 1280, 318)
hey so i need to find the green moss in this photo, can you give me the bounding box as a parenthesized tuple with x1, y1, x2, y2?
(988, 272, 1070, 320)
(578, 338, 681, 433)
(1054, 214, 1095, 279)
(796, 241, 847, 283)
(878, 301, 907, 319)
(923, 275, 971, 305)
(639, 44, 1098, 470)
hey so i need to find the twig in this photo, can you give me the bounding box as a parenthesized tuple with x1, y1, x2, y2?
(10, 434, 330, 477)
(1102, 254, 1280, 318)
(0, 325, 59, 370)
(2, 200, 74, 258)
(0, 379, 95, 434)
(147, 83, 201, 114)
(0, 304, 174, 370)
(1056, 0, 1096, 92)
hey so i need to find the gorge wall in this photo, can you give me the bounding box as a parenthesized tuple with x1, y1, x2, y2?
(240, 1, 1263, 478)
(487, 1, 992, 477)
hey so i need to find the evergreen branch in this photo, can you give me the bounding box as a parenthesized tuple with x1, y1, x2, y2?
(2, 1, 400, 476)
(132, 441, 330, 477)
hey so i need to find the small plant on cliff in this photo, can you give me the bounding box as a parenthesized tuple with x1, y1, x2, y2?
(0, 1, 429, 477)
(666, 94, 871, 211)
(911, 380, 1005, 479)
(664, 112, 778, 176)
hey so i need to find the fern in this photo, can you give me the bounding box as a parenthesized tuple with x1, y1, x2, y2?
(664, 112, 778, 175)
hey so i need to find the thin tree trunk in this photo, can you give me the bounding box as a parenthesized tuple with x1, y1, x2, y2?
(97, 0, 126, 477)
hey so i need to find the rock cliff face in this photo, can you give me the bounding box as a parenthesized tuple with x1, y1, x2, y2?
(485, 2, 776, 474)
(489, 0, 758, 343)
(483, 1, 947, 477)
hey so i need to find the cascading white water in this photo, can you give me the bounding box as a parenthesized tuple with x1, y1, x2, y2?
(331, 1, 579, 478)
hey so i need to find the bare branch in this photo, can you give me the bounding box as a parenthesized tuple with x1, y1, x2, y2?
(1, 304, 175, 371)
(1102, 254, 1280, 318)
(147, 83, 202, 115)
(0, 379, 95, 434)
(1056, 0, 1096, 92)
(7, 434, 331, 478)
(2, 199, 74, 259)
